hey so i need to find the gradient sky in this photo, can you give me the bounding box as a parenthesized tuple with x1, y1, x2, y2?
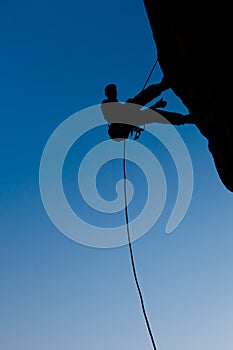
(1, 1, 233, 349)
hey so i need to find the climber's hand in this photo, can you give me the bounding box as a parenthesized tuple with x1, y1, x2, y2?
(151, 98, 167, 109)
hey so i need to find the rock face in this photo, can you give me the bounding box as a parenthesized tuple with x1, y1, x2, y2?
(143, 0, 233, 192)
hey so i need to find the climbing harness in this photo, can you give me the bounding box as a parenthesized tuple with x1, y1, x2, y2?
(122, 57, 159, 350)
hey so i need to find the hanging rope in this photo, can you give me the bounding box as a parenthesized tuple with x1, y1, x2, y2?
(123, 140, 157, 350)
(122, 57, 159, 349)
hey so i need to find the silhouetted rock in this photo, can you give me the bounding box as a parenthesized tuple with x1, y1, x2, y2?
(144, 0, 233, 192)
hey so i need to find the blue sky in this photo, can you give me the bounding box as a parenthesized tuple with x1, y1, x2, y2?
(1, 1, 233, 349)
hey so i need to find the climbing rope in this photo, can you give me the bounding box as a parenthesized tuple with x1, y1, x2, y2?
(142, 57, 159, 90)
(141, 57, 159, 132)
(122, 57, 159, 349)
(123, 140, 157, 350)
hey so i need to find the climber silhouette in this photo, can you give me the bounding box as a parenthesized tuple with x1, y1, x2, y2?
(101, 79, 194, 141)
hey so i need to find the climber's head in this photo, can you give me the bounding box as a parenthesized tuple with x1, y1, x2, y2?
(104, 83, 118, 101)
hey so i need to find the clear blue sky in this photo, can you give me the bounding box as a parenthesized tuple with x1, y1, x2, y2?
(1, 1, 233, 349)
